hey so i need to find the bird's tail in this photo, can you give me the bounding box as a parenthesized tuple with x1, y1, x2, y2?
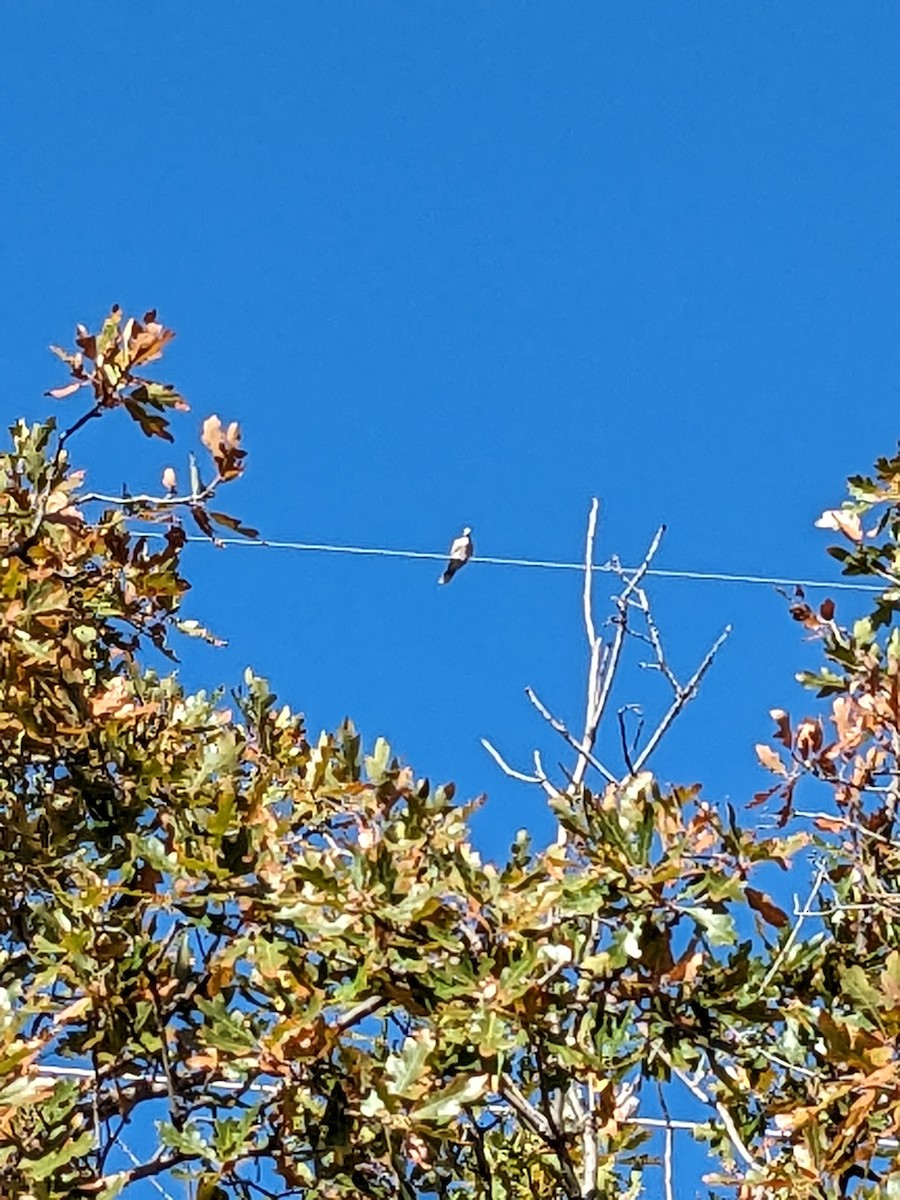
(438, 570, 449, 585)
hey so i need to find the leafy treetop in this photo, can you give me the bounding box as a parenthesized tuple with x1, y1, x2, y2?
(1, 310, 900, 1199)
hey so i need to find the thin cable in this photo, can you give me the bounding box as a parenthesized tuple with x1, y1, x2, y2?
(160, 533, 883, 593)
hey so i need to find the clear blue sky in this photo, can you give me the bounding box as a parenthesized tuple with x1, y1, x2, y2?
(2, 6, 898, 1193)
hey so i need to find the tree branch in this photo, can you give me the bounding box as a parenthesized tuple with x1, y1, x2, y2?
(755, 862, 828, 997)
(570, 523, 666, 795)
(525, 686, 617, 784)
(582, 497, 599, 647)
(630, 624, 731, 774)
(657, 1048, 760, 1171)
(481, 738, 556, 797)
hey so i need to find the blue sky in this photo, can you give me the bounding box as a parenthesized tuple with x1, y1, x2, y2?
(2, 5, 899, 1193)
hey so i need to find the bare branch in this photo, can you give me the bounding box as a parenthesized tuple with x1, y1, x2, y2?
(115, 1142, 189, 1195)
(631, 585, 679, 690)
(79, 483, 217, 509)
(657, 1049, 760, 1171)
(794, 809, 900, 849)
(663, 1123, 675, 1200)
(531, 750, 560, 799)
(631, 625, 731, 774)
(583, 497, 599, 647)
(613, 525, 668, 602)
(525, 686, 617, 784)
(59, 402, 103, 449)
(480, 738, 542, 785)
(569, 524, 667, 794)
(333, 995, 386, 1033)
(593, 526, 667, 730)
(756, 862, 828, 997)
(500, 1077, 554, 1141)
(581, 1081, 597, 1196)
(616, 707, 637, 775)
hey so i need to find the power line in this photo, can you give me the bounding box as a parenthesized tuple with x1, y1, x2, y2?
(167, 533, 883, 594)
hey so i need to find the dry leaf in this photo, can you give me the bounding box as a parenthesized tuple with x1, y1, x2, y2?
(770, 708, 792, 747)
(755, 743, 787, 776)
(745, 886, 789, 928)
(815, 508, 863, 542)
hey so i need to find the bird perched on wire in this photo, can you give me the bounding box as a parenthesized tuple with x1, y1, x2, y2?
(439, 527, 473, 585)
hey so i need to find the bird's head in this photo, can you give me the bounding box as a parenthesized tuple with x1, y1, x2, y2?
(463, 526, 472, 536)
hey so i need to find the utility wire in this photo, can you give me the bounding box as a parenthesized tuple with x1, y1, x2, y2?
(164, 532, 883, 594)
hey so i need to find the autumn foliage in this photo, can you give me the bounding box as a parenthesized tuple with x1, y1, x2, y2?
(1, 310, 900, 1198)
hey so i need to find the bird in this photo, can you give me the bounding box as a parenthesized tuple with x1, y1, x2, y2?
(439, 526, 473, 585)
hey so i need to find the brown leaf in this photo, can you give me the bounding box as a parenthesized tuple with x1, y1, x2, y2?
(208, 511, 258, 539)
(756, 743, 787, 776)
(190, 505, 221, 544)
(813, 816, 845, 834)
(75, 325, 97, 359)
(795, 718, 823, 759)
(745, 886, 789, 928)
(750, 785, 778, 809)
(667, 947, 704, 985)
(127, 318, 175, 367)
(770, 708, 792, 748)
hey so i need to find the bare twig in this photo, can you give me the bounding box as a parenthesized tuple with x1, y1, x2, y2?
(59, 402, 103, 449)
(631, 585, 679, 690)
(794, 809, 900, 848)
(79, 482, 217, 509)
(482, 501, 726, 830)
(525, 686, 617, 784)
(583, 524, 667, 781)
(657, 1080, 675, 1200)
(531, 750, 560, 799)
(500, 1077, 554, 1141)
(334, 995, 386, 1033)
(480, 738, 542, 785)
(482, 739, 557, 800)
(631, 625, 731, 774)
(756, 862, 828, 997)
(658, 1050, 760, 1171)
(583, 497, 599, 647)
(616, 706, 642, 775)
(581, 1080, 597, 1196)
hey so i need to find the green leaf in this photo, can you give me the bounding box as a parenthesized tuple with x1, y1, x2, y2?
(29, 1129, 94, 1180)
(683, 906, 735, 947)
(157, 1120, 213, 1159)
(365, 736, 392, 781)
(413, 1072, 489, 1123)
(385, 1031, 435, 1097)
(839, 963, 882, 1012)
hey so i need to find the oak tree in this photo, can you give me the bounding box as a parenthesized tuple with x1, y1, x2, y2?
(0, 309, 898, 1199)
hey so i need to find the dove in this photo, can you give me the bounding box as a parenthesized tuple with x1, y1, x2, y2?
(439, 527, 473, 585)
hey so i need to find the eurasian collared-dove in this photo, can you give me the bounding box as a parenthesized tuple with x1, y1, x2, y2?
(439, 527, 473, 585)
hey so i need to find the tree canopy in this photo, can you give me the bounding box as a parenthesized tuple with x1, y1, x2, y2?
(2, 309, 900, 1199)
